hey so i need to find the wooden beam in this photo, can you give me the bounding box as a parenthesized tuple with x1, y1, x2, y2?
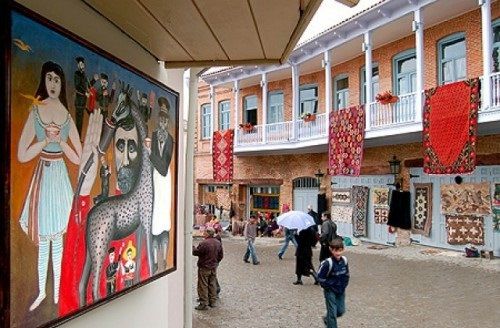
(164, 58, 281, 68)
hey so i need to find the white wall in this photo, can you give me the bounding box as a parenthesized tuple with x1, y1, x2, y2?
(14, 0, 186, 327)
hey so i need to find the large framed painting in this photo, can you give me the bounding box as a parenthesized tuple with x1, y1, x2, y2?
(2, 4, 178, 327)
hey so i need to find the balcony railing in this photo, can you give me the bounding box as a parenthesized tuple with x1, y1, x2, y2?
(233, 74, 500, 149)
(368, 92, 417, 128)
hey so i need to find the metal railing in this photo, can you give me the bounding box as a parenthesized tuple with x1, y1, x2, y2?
(369, 92, 417, 128)
(490, 72, 500, 109)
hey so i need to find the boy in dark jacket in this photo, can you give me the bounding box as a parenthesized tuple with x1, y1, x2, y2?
(317, 238, 349, 328)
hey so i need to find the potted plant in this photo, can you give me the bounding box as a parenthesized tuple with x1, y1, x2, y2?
(376, 91, 399, 105)
(239, 122, 254, 132)
(301, 112, 316, 122)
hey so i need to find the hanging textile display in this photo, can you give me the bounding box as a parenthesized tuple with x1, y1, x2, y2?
(331, 205, 354, 223)
(216, 187, 231, 209)
(352, 186, 369, 236)
(328, 105, 365, 176)
(387, 190, 412, 230)
(422, 78, 480, 174)
(412, 183, 433, 236)
(374, 206, 389, 224)
(493, 208, 500, 233)
(212, 129, 234, 182)
(445, 215, 484, 245)
(371, 187, 390, 207)
(493, 183, 500, 207)
(440, 182, 492, 216)
(332, 188, 352, 205)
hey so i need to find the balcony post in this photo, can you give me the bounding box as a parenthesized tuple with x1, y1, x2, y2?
(233, 80, 240, 142)
(481, 0, 493, 110)
(414, 9, 424, 123)
(292, 64, 300, 140)
(261, 73, 268, 143)
(324, 50, 332, 114)
(210, 84, 216, 154)
(363, 31, 372, 131)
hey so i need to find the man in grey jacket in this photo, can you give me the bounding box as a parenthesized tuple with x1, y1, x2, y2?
(319, 212, 338, 262)
(243, 215, 260, 265)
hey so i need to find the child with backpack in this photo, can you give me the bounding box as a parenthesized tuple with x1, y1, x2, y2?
(317, 238, 350, 328)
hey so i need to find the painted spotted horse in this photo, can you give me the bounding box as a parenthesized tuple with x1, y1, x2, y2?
(79, 83, 154, 306)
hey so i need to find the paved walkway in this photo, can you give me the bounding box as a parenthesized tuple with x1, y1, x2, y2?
(192, 236, 500, 328)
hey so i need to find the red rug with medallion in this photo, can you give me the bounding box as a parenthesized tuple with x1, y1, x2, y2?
(328, 105, 365, 176)
(422, 78, 480, 174)
(213, 129, 234, 182)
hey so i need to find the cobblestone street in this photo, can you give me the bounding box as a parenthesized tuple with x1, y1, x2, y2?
(193, 236, 500, 328)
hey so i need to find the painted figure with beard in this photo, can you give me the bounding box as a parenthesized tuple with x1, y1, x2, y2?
(147, 96, 173, 273)
(73, 57, 92, 137)
(114, 122, 139, 194)
(137, 90, 151, 123)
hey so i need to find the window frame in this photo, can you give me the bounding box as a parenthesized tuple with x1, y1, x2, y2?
(267, 90, 284, 124)
(200, 103, 212, 140)
(437, 32, 466, 85)
(392, 49, 417, 95)
(218, 100, 230, 131)
(360, 63, 379, 104)
(299, 84, 318, 116)
(492, 19, 500, 72)
(243, 94, 258, 125)
(333, 74, 349, 110)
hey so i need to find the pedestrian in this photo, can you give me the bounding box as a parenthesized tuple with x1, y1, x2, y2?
(293, 225, 319, 285)
(243, 215, 260, 265)
(319, 212, 338, 262)
(317, 238, 350, 328)
(192, 227, 224, 310)
(278, 227, 297, 259)
(307, 204, 321, 233)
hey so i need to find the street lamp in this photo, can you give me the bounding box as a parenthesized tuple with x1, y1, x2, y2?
(314, 169, 325, 189)
(388, 155, 402, 190)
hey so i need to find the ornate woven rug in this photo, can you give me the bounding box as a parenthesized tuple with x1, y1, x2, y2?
(445, 215, 484, 245)
(332, 188, 352, 205)
(212, 129, 234, 182)
(328, 105, 365, 176)
(440, 182, 492, 216)
(331, 205, 354, 223)
(422, 78, 479, 174)
(374, 206, 389, 224)
(352, 186, 369, 236)
(412, 183, 433, 236)
(371, 187, 390, 207)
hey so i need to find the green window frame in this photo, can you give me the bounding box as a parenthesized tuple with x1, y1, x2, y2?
(218, 100, 230, 131)
(392, 49, 417, 95)
(299, 84, 318, 116)
(267, 91, 284, 124)
(333, 74, 349, 110)
(438, 32, 466, 85)
(201, 103, 211, 140)
(360, 63, 379, 104)
(243, 95, 258, 125)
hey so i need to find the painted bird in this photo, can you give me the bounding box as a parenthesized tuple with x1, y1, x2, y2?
(13, 38, 32, 52)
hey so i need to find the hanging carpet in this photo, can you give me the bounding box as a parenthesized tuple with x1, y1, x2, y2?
(445, 215, 484, 245)
(440, 182, 492, 216)
(387, 190, 412, 230)
(352, 186, 369, 237)
(422, 78, 480, 174)
(412, 183, 433, 236)
(328, 105, 365, 176)
(374, 206, 389, 224)
(212, 129, 234, 182)
(331, 205, 354, 223)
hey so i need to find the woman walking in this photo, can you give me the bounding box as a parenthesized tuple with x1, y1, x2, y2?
(293, 225, 319, 285)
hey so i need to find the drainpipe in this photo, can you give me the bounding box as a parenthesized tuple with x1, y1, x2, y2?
(363, 31, 372, 131)
(414, 9, 424, 123)
(183, 68, 200, 328)
(261, 73, 268, 143)
(481, 0, 492, 110)
(324, 50, 332, 114)
(291, 64, 300, 140)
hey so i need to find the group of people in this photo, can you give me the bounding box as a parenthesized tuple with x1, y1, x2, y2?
(192, 205, 350, 327)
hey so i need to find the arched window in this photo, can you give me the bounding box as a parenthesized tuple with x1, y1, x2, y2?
(292, 177, 319, 189)
(438, 32, 466, 85)
(393, 49, 416, 95)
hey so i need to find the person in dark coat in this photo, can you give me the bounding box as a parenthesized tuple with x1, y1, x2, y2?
(293, 225, 319, 285)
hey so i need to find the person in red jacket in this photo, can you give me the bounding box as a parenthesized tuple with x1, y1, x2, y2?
(192, 227, 224, 310)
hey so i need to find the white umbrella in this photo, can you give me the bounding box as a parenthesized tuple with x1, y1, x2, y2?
(276, 211, 316, 232)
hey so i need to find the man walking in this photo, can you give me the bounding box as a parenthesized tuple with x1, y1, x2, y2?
(193, 227, 223, 310)
(319, 212, 338, 262)
(278, 227, 297, 259)
(243, 215, 260, 265)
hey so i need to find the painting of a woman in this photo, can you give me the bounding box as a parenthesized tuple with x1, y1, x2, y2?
(17, 61, 82, 311)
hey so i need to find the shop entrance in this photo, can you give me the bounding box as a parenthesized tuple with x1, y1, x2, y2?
(293, 177, 318, 212)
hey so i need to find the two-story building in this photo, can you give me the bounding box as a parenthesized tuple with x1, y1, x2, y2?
(194, 0, 500, 254)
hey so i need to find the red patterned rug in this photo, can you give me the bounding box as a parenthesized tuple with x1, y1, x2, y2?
(423, 78, 480, 174)
(213, 129, 234, 182)
(328, 105, 365, 176)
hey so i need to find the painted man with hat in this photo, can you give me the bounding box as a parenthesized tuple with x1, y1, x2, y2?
(148, 96, 174, 273)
